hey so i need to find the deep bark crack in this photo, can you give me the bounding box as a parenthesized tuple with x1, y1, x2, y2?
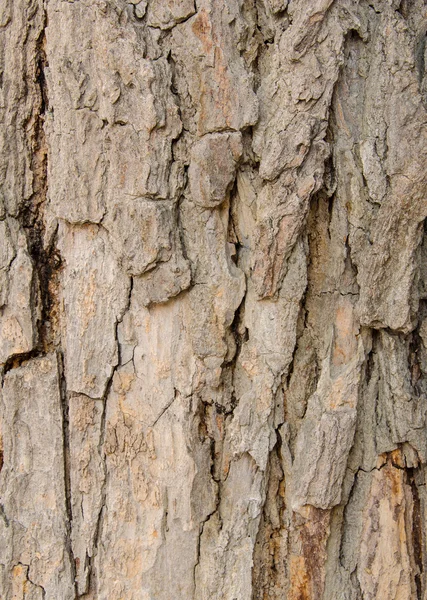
(57, 352, 79, 598)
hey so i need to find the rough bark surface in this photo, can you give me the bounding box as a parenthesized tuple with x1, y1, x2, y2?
(1, 0, 427, 598)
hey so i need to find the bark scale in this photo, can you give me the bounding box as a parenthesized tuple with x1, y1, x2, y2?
(1, 1, 427, 599)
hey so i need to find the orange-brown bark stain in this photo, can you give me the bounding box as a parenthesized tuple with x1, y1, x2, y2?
(289, 506, 330, 600)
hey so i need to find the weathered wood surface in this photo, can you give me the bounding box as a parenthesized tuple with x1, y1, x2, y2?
(1, 1, 427, 598)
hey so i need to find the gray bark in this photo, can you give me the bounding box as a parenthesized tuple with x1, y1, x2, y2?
(1, 0, 427, 598)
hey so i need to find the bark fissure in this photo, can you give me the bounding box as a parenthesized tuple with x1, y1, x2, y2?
(58, 351, 79, 599)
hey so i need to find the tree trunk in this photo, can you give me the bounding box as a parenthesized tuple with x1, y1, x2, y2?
(1, 0, 427, 598)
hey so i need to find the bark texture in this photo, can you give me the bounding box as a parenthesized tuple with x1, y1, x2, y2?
(1, 0, 427, 598)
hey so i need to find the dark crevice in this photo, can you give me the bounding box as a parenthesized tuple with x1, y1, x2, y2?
(228, 290, 248, 369)
(177, 185, 190, 264)
(408, 468, 424, 599)
(83, 386, 109, 597)
(21, 14, 62, 356)
(284, 342, 297, 395)
(84, 307, 130, 596)
(36, 226, 63, 352)
(16, 563, 47, 599)
(57, 352, 79, 599)
(344, 233, 359, 287)
(415, 27, 427, 86)
(193, 396, 222, 589)
(1, 349, 43, 382)
(226, 178, 249, 377)
(193, 496, 220, 591)
(166, 44, 193, 275)
(141, 2, 197, 30)
(151, 388, 178, 428)
(0, 502, 9, 527)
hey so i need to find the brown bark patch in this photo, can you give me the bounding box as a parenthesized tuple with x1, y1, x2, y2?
(290, 506, 330, 600)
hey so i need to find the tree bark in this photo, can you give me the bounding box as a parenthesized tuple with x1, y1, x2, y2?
(1, 0, 427, 598)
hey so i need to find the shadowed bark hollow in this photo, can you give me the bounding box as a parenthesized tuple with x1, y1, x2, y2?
(1, 0, 427, 598)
